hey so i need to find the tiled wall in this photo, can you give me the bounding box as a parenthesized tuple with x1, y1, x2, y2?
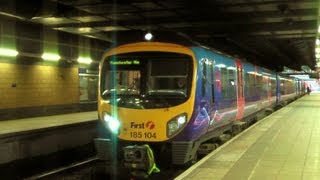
(0, 62, 79, 109)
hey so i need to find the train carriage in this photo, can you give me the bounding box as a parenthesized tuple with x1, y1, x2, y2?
(95, 41, 303, 177)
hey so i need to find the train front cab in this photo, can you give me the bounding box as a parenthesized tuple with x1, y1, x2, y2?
(95, 42, 199, 177)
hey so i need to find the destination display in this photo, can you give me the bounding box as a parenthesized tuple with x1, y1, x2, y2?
(110, 60, 140, 65)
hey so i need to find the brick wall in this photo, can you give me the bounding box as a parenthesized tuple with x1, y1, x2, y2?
(0, 62, 79, 109)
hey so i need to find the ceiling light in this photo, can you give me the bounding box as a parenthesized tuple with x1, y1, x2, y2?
(78, 57, 92, 64)
(97, 26, 129, 32)
(0, 12, 25, 20)
(42, 53, 60, 61)
(79, 27, 93, 33)
(316, 39, 320, 45)
(31, 17, 78, 25)
(144, 32, 153, 41)
(0, 48, 19, 57)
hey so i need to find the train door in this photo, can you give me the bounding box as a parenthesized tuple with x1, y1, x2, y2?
(194, 57, 212, 138)
(235, 60, 244, 120)
(297, 79, 301, 95)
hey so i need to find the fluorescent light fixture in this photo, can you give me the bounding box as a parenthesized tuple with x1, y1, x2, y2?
(78, 27, 96, 33)
(318, 25, 320, 33)
(77, 57, 92, 64)
(42, 53, 60, 61)
(316, 39, 320, 45)
(0, 48, 18, 57)
(96, 26, 129, 32)
(316, 48, 320, 53)
(144, 32, 153, 41)
(0, 12, 25, 20)
(316, 54, 320, 58)
(290, 74, 310, 80)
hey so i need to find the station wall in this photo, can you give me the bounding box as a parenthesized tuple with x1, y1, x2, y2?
(0, 62, 79, 108)
(0, 61, 98, 121)
(0, 19, 105, 120)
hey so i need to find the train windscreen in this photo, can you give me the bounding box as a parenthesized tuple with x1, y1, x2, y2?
(101, 52, 193, 109)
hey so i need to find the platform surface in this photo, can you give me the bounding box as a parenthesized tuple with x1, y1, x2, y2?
(176, 93, 320, 180)
(0, 111, 98, 136)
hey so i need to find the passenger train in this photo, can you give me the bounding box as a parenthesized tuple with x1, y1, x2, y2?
(95, 41, 306, 177)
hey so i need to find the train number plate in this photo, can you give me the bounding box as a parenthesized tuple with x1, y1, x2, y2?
(129, 132, 157, 139)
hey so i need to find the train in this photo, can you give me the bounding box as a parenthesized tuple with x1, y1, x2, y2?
(94, 41, 306, 177)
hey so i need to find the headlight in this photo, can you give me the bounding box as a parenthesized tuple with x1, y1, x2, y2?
(167, 113, 187, 137)
(103, 112, 120, 134)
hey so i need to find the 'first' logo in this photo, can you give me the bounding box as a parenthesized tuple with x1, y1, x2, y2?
(146, 121, 155, 130)
(130, 121, 155, 130)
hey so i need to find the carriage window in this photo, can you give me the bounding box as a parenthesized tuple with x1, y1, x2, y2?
(245, 73, 250, 97)
(147, 59, 189, 96)
(201, 61, 207, 97)
(221, 68, 228, 98)
(210, 63, 215, 102)
(104, 70, 141, 95)
(237, 68, 244, 98)
(228, 69, 236, 98)
(245, 73, 254, 98)
(255, 75, 262, 97)
(271, 79, 276, 96)
(79, 74, 98, 102)
(281, 79, 294, 95)
(101, 52, 193, 109)
(261, 76, 269, 98)
(151, 60, 187, 76)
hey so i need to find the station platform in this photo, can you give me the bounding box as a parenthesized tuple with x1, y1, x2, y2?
(0, 111, 98, 165)
(176, 93, 320, 180)
(0, 111, 98, 137)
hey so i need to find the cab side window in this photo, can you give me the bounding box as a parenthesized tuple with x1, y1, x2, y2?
(201, 61, 207, 97)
